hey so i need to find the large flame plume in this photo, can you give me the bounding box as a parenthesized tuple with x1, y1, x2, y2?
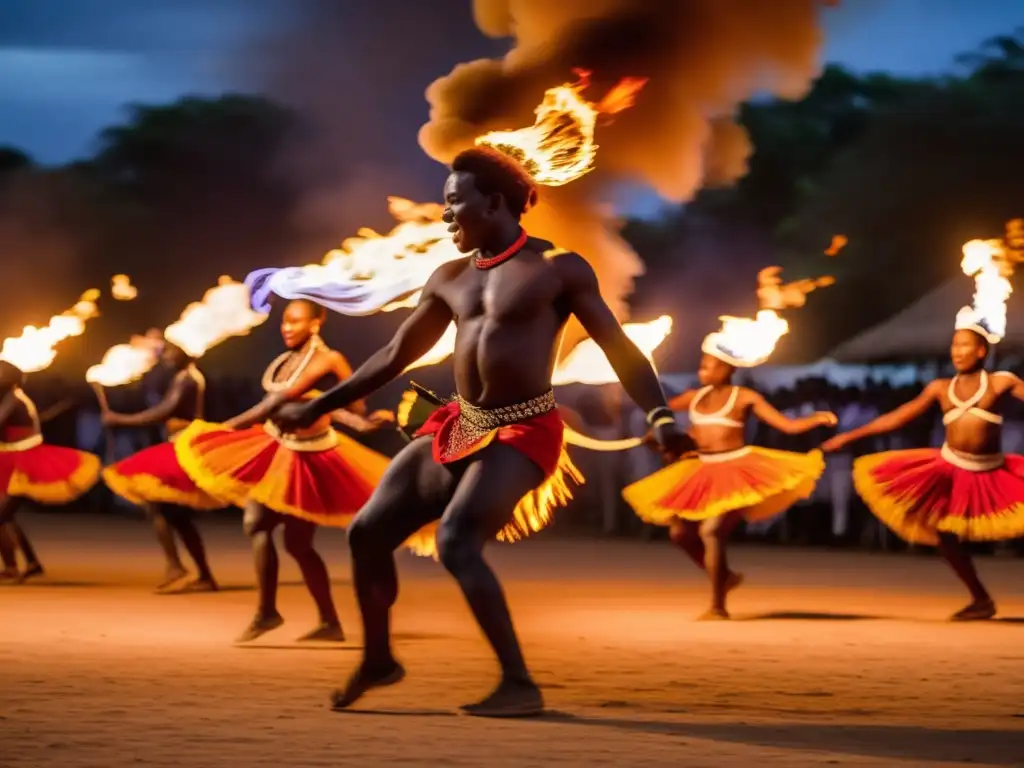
(86, 330, 164, 387)
(704, 266, 833, 368)
(476, 68, 646, 187)
(419, 0, 834, 330)
(955, 238, 1014, 343)
(0, 289, 102, 373)
(164, 276, 268, 360)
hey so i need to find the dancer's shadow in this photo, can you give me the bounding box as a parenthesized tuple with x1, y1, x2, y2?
(334, 707, 457, 718)
(735, 611, 882, 621)
(536, 712, 1024, 764)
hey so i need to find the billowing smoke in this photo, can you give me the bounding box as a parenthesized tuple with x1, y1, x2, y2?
(419, 0, 831, 331)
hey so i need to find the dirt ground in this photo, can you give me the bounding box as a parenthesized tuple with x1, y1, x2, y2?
(1, 511, 1022, 767)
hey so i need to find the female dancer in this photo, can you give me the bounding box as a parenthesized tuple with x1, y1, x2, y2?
(175, 299, 394, 642)
(823, 325, 1024, 620)
(0, 361, 102, 582)
(101, 342, 220, 593)
(622, 272, 836, 619)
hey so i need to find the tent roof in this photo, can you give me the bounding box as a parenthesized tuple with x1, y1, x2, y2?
(829, 278, 1024, 363)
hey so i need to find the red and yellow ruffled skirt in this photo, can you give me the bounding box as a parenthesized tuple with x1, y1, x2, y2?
(174, 420, 390, 526)
(104, 440, 222, 510)
(622, 446, 824, 525)
(403, 398, 584, 558)
(853, 445, 1024, 545)
(0, 431, 101, 505)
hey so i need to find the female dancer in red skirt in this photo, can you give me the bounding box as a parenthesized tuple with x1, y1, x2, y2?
(101, 342, 220, 593)
(0, 361, 101, 583)
(623, 341, 835, 618)
(175, 299, 394, 642)
(823, 324, 1024, 620)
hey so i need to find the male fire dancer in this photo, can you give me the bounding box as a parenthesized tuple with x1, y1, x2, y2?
(274, 146, 691, 717)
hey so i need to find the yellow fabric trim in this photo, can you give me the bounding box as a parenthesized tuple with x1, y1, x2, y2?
(402, 445, 585, 559)
(102, 466, 222, 510)
(9, 451, 102, 505)
(852, 451, 1024, 545)
(622, 447, 824, 525)
(174, 420, 388, 526)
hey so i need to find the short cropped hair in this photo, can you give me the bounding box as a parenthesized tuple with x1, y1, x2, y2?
(288, 298, 327, 323)
(451, 146, 538, 218)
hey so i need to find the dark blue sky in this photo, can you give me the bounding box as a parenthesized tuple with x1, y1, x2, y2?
(0, 1, 1019, 165)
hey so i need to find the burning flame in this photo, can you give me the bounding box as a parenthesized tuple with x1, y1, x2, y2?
(955, 239, 1013, 343)
(111, 274, 138, 301)
(0, 290, 101, 373)
(86, 332, 163, 387)
(824, 234, 847, 257)
(476, 68, 647, 186)
(164, 276, 267, 359)
(704, 267, 834, 368)
(552, 316, 672, 385)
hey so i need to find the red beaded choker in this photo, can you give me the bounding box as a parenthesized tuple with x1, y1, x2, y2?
(474, 229, 529, 270)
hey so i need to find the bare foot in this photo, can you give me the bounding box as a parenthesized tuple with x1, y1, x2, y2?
(296, 623, 345, 642)
(330, 660, 406, 710)
(950, 598, 996, 622)
(725, 571, 744, 593)
(0, 567, 19, 583)
(172, 578, 219, 594)
(696, 607, 730, 621)
(460, 678, 544, 718)
(15, 563, 44, 584)
(155, 565, 188, 593)
(235, 613, 285, 642)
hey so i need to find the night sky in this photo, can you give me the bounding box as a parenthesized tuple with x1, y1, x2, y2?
(1, 1, 1020, 165)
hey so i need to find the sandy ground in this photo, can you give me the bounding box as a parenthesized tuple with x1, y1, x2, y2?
(1, 512, 1023, 767)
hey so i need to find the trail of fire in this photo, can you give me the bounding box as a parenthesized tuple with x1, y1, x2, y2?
(87, 277, 266, 389)
(0, 289, 104, 373)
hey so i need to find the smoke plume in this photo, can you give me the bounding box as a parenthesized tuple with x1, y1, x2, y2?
(419, 0, 832, 329)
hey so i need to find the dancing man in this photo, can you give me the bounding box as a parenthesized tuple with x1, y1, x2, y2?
(823, 247, 1024, 620)
(0, 361, 101, 583)
(622, 273, 836, 619)
(273, 146, 691, 717)
(176, 299, 394, 642)
(101, 341, 220, 593)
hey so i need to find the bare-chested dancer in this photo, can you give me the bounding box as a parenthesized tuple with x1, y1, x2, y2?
(824, 326, 1024, 620)
(273, 147, 691, 717)
(102, 342, 219, 593)
(0, 361, 101, 582)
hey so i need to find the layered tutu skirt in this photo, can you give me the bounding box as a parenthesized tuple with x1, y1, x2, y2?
(103, 440, 222, 510)
(174, 420, 390, 526)
(853, 446, 1024, 544)
(622, 446, 824, 525)
(401, 392, 584, 558)
(0, 432, 101, 505)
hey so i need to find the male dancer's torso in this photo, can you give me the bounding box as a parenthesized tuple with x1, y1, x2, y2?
(431, 238, 574, 408)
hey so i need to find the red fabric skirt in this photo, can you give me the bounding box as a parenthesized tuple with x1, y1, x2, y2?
(854, 448, 1024, 544)
(415, 400, 565, 476)
(174, 420, 390, 526)
(0, 431, 100, 505)
(104, 441, 221, 510)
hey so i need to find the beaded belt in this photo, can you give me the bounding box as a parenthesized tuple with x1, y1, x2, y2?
(444, 390, 557, 458)
(263, 422, 339, 452)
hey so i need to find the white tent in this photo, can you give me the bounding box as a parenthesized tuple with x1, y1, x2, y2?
(828, 277, 1024, 363)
